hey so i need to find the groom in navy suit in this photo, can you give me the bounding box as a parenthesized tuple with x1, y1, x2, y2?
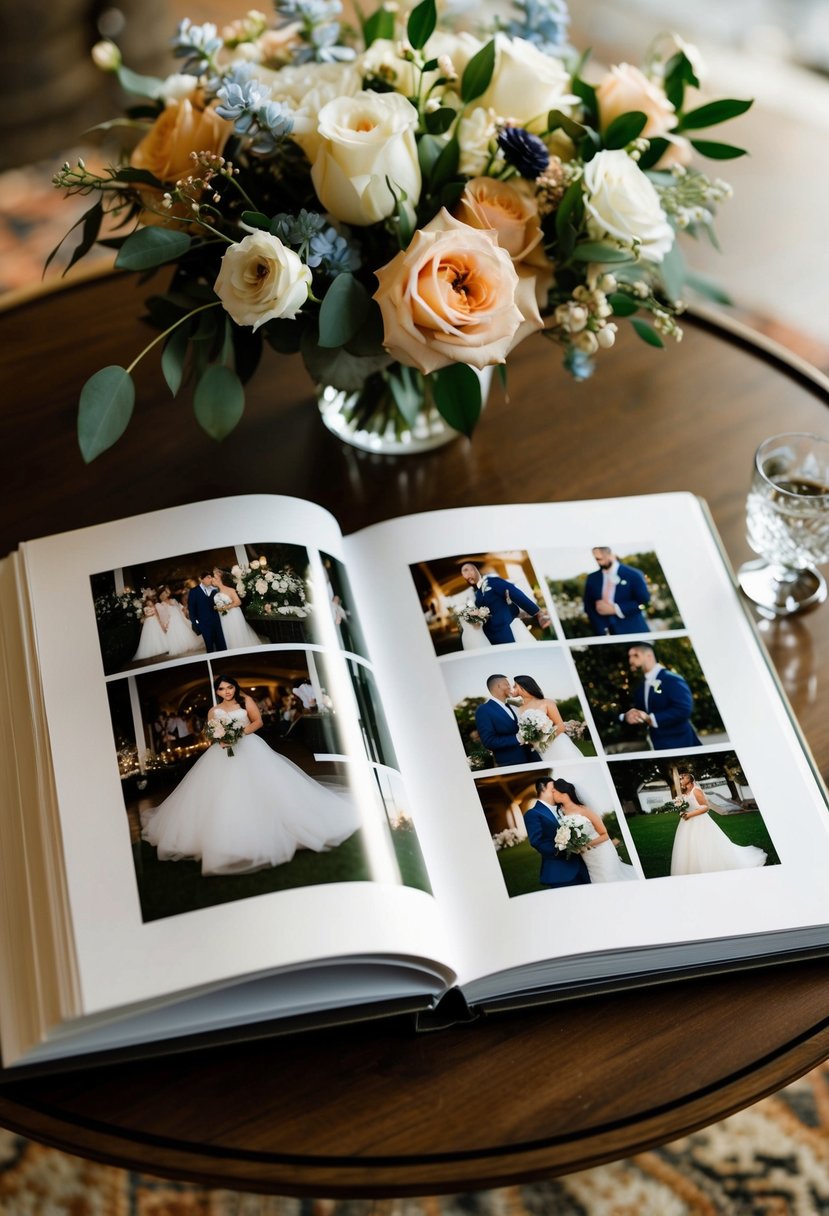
(622, 642, 701, 750)
(475, 674, 540, 767)
(460, 562, 550, 645)
(187, 572, 227, 653)
(524, 776, 590, 888)
(583, 547, 650, 636)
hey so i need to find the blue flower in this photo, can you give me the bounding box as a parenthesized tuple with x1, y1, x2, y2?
(497, 126, 550, 179)
(501, 0, 570, 54)
(563, 347, 595, 381)
(171, 19, 223, 72)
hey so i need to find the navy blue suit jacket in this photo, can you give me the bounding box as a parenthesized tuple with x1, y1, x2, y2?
(187, 585, 227, 652)
(475, 699, 539, 767)
(474, 576, 541, 645)
(633, 668, 701, 750)
(583, 563, 650, 636)
(524, 802, 590, 887)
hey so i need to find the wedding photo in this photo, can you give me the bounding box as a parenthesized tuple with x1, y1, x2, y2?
(608, 752, 779, 879)
(570, 637, 727, 755)
(321, 551, 370, 660)
(410, 550, 554, 657)
(539, 545, 683, 640)
(440, 649, 595, 772)
(476, 764, 639, 897)
(107, 652, 380, 921)
(91, 541, 314, 676)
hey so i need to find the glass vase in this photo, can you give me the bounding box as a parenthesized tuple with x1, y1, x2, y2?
(317, 363, 492, 455)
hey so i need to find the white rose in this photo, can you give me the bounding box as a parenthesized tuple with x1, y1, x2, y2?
(311, 91, 421, 226)
(250, 560, 261, 569)
(458, 106, 500, 177)
(255, 578, 269, 594)
(230, 564, 241, 577)
(478, 34, 576, 130)
(582, 150, 674, 264)
(214, 232, 311, 330)
(267, 61, 363, 160)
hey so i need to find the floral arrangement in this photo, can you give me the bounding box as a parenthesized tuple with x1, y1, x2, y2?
(517, 707, 556, 750)
(673, 796, 690, 815)
(492, 827, 522, 850)
(205, 709, 247, 755)
(562, 719, 587, 741)
(94, 589, 145, 625)
(553, 811, 593, 856)
(452, 603, 490, 627)
(54, 0, 751, 459)
(230, 556, 311, 616)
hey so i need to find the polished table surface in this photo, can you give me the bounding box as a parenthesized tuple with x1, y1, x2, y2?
(1, 271, 829, 1196)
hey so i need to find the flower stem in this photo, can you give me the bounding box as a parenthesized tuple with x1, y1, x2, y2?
(126, 301, 221, 374)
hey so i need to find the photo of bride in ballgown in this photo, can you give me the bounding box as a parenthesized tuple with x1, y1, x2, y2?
(670, 770, 767, 876)
(132, 592, 169, 661)
(141, 676, 360, 876)
(156, 586, 205, 656)
(512, 675, 583, 760)
(551, 778, 637, 883)
(211, 568, 264, 650)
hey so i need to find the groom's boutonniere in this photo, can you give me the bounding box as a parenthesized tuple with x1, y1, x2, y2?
(652, 680, 663, 694)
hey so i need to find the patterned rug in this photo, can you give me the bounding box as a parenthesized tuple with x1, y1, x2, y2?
(3, 1062, 829, 1214)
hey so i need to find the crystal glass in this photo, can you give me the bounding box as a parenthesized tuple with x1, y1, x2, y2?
(739, 432, 829, 615)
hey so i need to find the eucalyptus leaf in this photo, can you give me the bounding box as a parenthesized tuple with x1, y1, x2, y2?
(161, 323, 191, 397)
(657, 240, 686, 304)
(683, 270, 732, 305)
(603, 110, 647, 149)
(689, 139, 748, 160)
(193, 365, 245, 439)
(407, 0, 436, 49)
(115, 227, 193, 271)
(431, 363, 482, 437)
(77, 366, 135, 462)
(318, 273, 371, 348)
(363, 5, 396, 45)
(265, 319, 303, 354)
(571, 242, 635, 263)
(301, 333, 392, 391)
(679, 98, 753, 131)
(116, 65, 166, 99)
(460, 38, 495, 103)
(388, 366, 424, 427)
(631, 318, 665, 348)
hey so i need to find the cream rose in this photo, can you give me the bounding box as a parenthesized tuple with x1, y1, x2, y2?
(131, 97, 233, 183)
(214, 232, 311, 330)
(478, 34, 576, 130)
(582, 149, 674, 263)
(311, 91, 421, 227)
(454, 177, 543, 262)
(596, 63, 677, 140)
(373, 209, 542, 374)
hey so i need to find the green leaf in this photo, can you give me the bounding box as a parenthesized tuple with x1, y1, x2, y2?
(679, 98, 753, 131)
(608, 292, 639, 317)
(161, 323, 191, 397)
(64, 201, 105, 276)
(603, 110, 647, 149)
(388, 365, 424, 427)
(631, 318, 665, 348)
(424, 106, 457, 135)
(114, 166, 164, 188)
(77, 366, 135, 462)
(417, 133, 444, 178)
(193, 365, 245, 439)
(236, 210, 269, 230)
(689, 138, 749, 160)
(683, 270, 732, 305)
(363, 5, 396, 46)
(637, 137, 669, 171)
(657, 240, 686, 304)
(301, 333, 393, 390)
(554, 179, 584, 260)
(265, 318, 303, 355)
(571, 76, 598, 124)
(664, 52, 699, 111)
(429, 135, 460, 189)
(318, 273, 371, 348)
(431, 363, 482, 437)
(460, 38, 495, 103)
(116, 65, 165, 98)
(115, 227, 193, 271)
(547, 108, 588, 142)
(572, 242, 635, 263)
(407, 0, 436, 49)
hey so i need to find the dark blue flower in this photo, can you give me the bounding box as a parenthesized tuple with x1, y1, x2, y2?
(497, 126, 550, 179)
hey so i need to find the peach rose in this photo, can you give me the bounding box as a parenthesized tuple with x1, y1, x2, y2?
(454, 177, 543, 262)
(373, 210, 542, 374)
(131, 97, 233, 184)
(595, 63, 676, 141)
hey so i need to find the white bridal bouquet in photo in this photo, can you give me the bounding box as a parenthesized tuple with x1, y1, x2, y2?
(554, 812, 594, 856)
(204, 710, 247, 755)
(53, 0, 752, 459)
(517, 707, 556, 751)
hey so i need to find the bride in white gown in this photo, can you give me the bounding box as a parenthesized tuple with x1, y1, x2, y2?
(212, 569, 264, 650)
(141, 676, 360, 875)
(670, 770, 767, 876)
(512, 675, 583, 760)
(155, 586, 205, 656)
(552, 778, 637, 883)
(132, 593, 168, 661)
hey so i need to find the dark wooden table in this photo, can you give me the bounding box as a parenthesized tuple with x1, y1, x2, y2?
(1, 271, 829, 1196)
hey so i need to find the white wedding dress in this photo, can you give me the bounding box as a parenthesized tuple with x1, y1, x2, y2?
(460, 620, 491, 650)
(141, 709, 360, 875)
(522, 705, 582, 760)
(216, 598, 264, 649)
(132, 609, 168, 661)
(670, 788, 767, 876)
(156, 599, 205, 656)
(509, 617, 537, 644)
(575, 815, 637, 883)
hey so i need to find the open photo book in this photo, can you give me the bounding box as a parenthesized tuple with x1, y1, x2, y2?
(2, 490, 829, 1072)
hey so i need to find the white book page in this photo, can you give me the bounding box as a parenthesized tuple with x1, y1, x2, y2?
(21, 495, 450, 1018)
(344, 493, 829, 989)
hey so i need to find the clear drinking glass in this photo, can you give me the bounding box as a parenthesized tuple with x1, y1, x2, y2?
(739, 432, 829, 616)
